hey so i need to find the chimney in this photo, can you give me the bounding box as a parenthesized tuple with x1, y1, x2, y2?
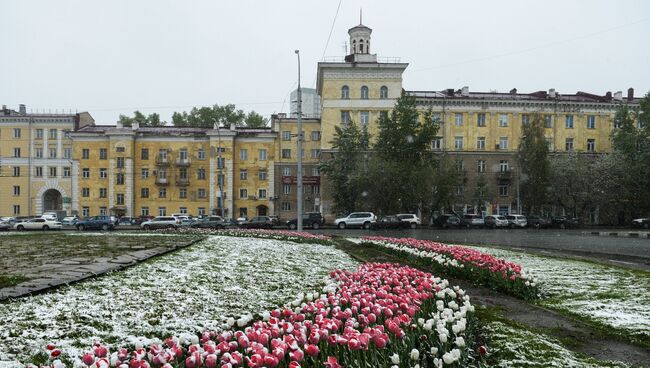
(461, 86, 469, 97)
(116, 120, 123, 129)
(627, 88, 634, 102)
(548, 89, 556, 98)
(605, 91, 612, 100)
(510, 88, 517, 94)
(19, 104, 26, 115)
(230, 122, 236, 131)
(613, 91, 623, 101)
(132, 121, 139, 130)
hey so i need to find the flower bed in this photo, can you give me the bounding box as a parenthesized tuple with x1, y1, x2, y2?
(34, 263, 481, 368)
(158, 228, 333, 245)
(359, 236, 540, 300)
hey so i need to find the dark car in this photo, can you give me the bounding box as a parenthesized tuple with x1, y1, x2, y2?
(631, 217, 650, 229)
(76, 216, 115, 231)
(240, 216, 274, 229)
(191, 216, 226, 229)
(133, 216, 153, 225)
(431, 214, 461, 228)
(287, 212, 325, 230)
(552, 216, 580, 229)
(526, 215, 552, 228)
(371, 216, 409, 230)
(269, 216, 281, 227)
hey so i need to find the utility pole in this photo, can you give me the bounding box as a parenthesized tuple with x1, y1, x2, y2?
(295, 50, 303, 231)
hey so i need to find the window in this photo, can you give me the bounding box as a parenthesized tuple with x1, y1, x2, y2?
(300, 149, 305, 159)
(477, 137, 486, 150)
(116, 157, 125, 168)
(432, 137, 442, 150)
(49, 166, 57, 177)
(49, 129, 57, 139)
(99, 188, 107, 198)
(499, 114, 508, 127)
(341, 111, 351, 124)
(179, 207, 188, 215)
(82, 188, 90, 197)
(116, 194, 125, 205)
(522, 114, 530, 126)
(35, 166, 43, 177)
(179, 188, 187, 199)
(565, 115, 574, 129)
(141, 168, 149, 179)
(116, 146, 125, 153)
(99, 148, 107, 160)
(179, 149, 188, 160)
(545, 138, 553, 151)
(36, 129, 43, 139)
(141, 148, 149, 160)
(312, 167, 320, 176)
(217, 174, 225, 187)
(587, 139, 596, 152)
(259, 170, 267, 180)
(63, 167, 71, 177)
(239, 188, 248, 198)
(217, 157, 225, 169)
(159, 188, 166, 198)
(82, 207, 90, 217)
(82, 149, 90, 159)
(158, 207, 166, 216)
(499, 137, 508, 150)
(64, 148, 71, 159)
(499, 185, 509, 197)
(141, 207, 149, 217)
(99, 207, 107, 216)
(259, 149, 267, 160)
(283, 184, 291, 194)
(313, 185, 320, 194)
(499, 160, 509, 172)
(587, 115, 596, 129)
(282, 131, 291, 141)
(282, 167, 291, 176)
(477, 113, 486, 127)
(360, 86, 369, 99)
(454, 136, 463, 150)
(13, 128, 21, 138)
(281, 202, 291, 211)
(477, 160, 486, 173)
(311, 149, 321, 159)
(197, 168, 206, 180)
(198, 148, 206, 160)
(341, 85, 350, 99)
(99, 168, 107, 179)
(240, 169, 248, 180)
(258, 189, 267, 199)
(198, 207, 206, 216)
(13, 167, 20, 177)
(13, 205, 20, 215)
(311, 131, 321, 141)
(34, 148, 42, 158)
(141, 188, 149, 198)
(239, 149, 248, 161)
(198, 188, 206, 198)
(544, 115, 552, 128)
(565, 138, 574, 151)
(116, 173, 125, 185)
(13, 186, 20, 196)
(454, 113, 463, 126)
(13, 148, 20, 157)
(49, 148, 57, 158)
(380, 86, 388, 99)
(360, 111, 370, 125)
(282, 149, 292, 159)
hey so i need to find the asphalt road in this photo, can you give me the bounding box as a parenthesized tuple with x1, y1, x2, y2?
(314, 228, 650, 270)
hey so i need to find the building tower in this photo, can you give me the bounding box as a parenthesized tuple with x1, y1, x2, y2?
(345, 21, 377, 63)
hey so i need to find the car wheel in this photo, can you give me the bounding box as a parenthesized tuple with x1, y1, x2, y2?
(42, 225, 49, 231)
(312, 222, 320, 230)
(17, 225, 25, 231)
(410, 223, 417, 229)
(143, 225, 151, 231)
(338, 222, 346, 229)
(363, 222, 371, 230)
(289, 223, 297, 230)
(102, 224, 109, 231)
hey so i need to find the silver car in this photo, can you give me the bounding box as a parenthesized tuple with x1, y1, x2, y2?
(506, 215, 528, 228)
(14, 218, 62, 231)
(334, 212, 377, 229)
(484, 215, 509, 229)
(140, 216, 180, 230)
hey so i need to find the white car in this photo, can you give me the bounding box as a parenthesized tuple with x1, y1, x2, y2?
(334, 212, 377, 229)
(14, 218, 62, 231)
(41, 212, 59, 221)
(396, 214, 421, 228)
(506, 215, 528, 228)
(140, 216, 181, 230)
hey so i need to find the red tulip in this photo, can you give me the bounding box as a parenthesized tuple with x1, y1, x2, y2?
(304, 344, 319, 357)
(50, 349, 61, 358)
(83, 352, 95, 366)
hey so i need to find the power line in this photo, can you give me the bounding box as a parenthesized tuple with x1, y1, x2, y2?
(310, 0, 343, 89)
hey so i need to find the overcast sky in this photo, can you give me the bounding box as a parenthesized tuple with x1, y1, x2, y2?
(2, 0, 649, 125)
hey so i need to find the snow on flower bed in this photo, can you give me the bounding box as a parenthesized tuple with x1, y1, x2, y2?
(157, 228, 332, 244)
(359, 236, 540, 300)
(0, 236, 357, 366)
(464, 245, 650, 339)
(33, 263, 481, 368)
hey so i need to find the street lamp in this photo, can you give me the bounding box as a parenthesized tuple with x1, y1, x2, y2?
(295, 49, 304, 231)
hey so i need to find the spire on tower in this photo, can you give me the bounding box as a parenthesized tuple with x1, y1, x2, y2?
(360, 8, 362, 24)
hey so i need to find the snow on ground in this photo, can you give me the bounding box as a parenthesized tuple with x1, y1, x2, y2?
(466, 245, 650, 337)
(0, 236, 358, 365)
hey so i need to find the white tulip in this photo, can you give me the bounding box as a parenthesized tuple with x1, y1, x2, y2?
(390, 353, 400, 364)
(410, 349, 420, 361)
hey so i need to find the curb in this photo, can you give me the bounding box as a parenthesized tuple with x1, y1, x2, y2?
(582, 231, 650, 239)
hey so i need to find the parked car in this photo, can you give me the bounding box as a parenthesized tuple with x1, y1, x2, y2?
(76, 216, 115, 231)
(14, 218, 62, 231)
(431, 214, 461, 229)
(269, 216, 281, 227)
(460, 214, 484, 229)
(41, 212, 59, 221)
(631, 217, 650, 229)
(117, 217, 135, 226)
(0, 217, 16, 225)
(396, 214, 420, 229)
(236, 217, 248, 226)
(140, 216, 181, 230)
(191, 216, 226, 229)
(484, 215, 509, 228)
(0, 221, 11, 231)
(526, 215, 552, 229)
(134, 216, 154, 225)
(552, 216, 580, 229)
(287, 212, 325, 230)
(240, 216, 274, 229)
(61, 216, 80, 226)
(371, 215, 409, 230)
(334, 212, 377, 229)
(505, 215, 528, 228)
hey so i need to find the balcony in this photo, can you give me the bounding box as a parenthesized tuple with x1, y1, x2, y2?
(496, 170, 512, 181)
(176, 177, 190, 186)
(156, 155, 170, 166)
(155, 177, 169, 186)
(176, 157, 191, 167)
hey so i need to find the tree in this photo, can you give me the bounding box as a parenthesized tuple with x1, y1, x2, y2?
(430, 154, 462, 214)
(319, 121, 370, 215)
(471, 173, 493, 213)
(244, 111, 267, 128)
(118, 111, 165, 127)
(517, 113, 550, 214)
(548, 152, 599, 218)
(171, 104, 247, 128)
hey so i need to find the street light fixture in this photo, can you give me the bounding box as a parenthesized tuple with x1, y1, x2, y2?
(295, 50, 303, 231)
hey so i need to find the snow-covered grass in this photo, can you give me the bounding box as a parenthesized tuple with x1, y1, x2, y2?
(0, 236, 358, 366)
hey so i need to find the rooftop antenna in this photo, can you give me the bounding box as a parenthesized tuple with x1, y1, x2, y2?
(343, 41, 348, 54)
(360, 8, 362, 24)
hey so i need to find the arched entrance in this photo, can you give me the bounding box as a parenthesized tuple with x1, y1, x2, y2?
(43, 189, 63, 212)
(256, 205, 268, 216)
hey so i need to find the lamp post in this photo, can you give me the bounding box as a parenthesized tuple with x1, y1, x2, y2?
(295, 50, 303, 231)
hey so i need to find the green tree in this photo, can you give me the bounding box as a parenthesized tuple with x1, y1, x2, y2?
(319, 121, 370, 215)
(548, 152, 599, 219)
(472, 173, 493, 212)
(118, 111, 165, 127)
(244, 111, 267, 128)
(430, 154, 462, 214)
(518, 113, 550, 214)
(171, 104, 246, 128)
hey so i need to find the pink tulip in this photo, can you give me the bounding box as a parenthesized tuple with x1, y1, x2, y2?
(83, 352, 95, 366)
